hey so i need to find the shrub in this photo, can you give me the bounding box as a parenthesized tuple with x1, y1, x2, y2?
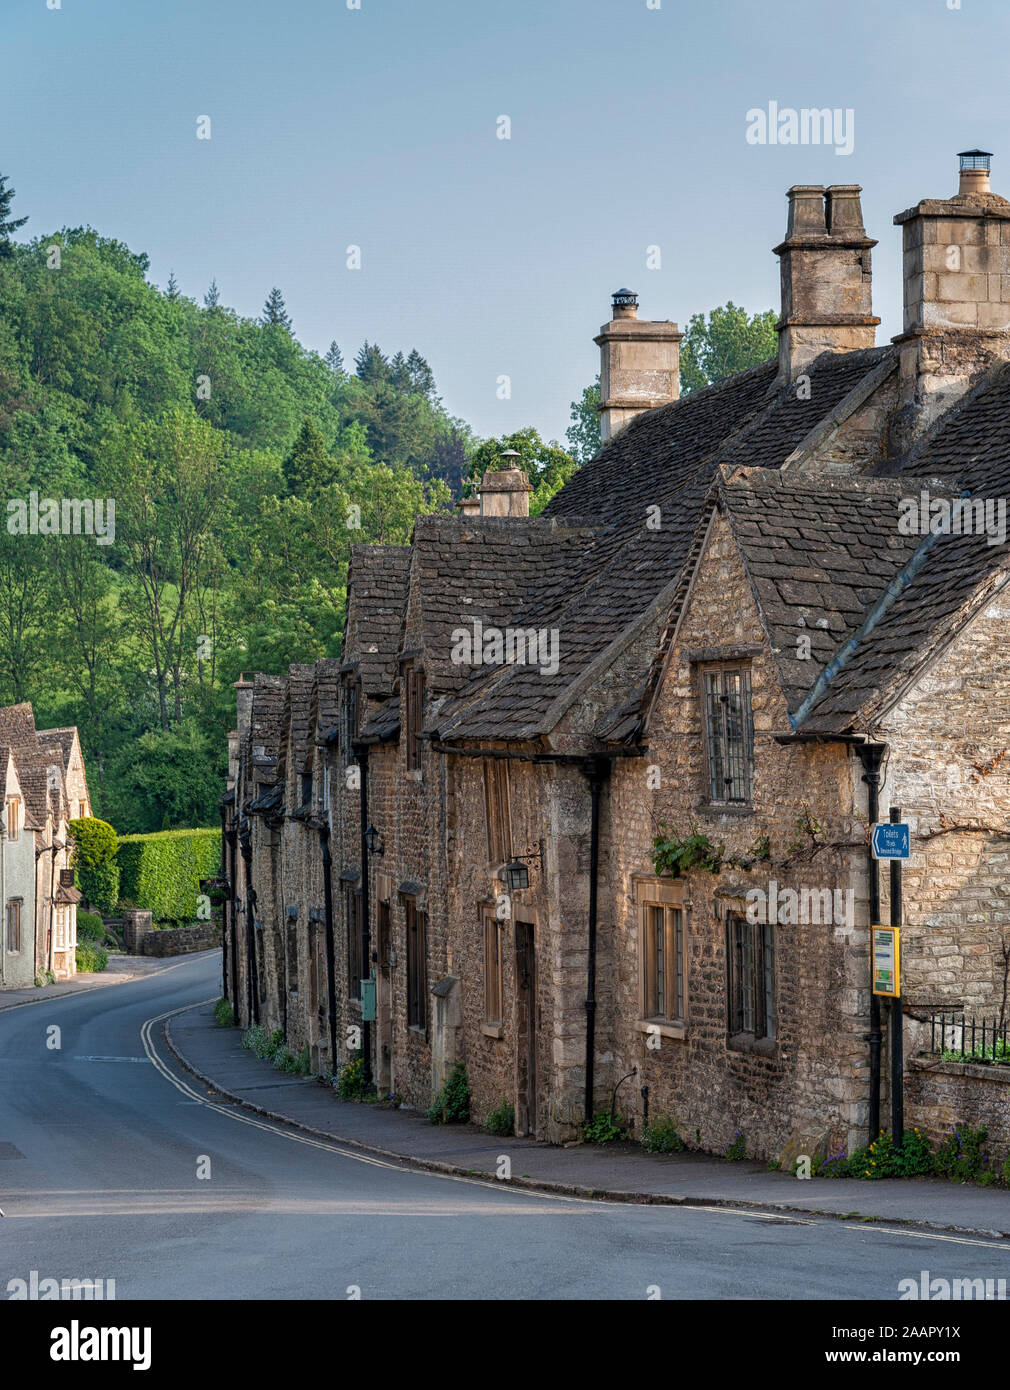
(583, 1111, 626, 1144)
(243, 1025, 285, 1061)
(69, 816, 120, 914)
(483, 1100, 515, 1137)
(934, 1124, 989, 1183)
(428, 1063, 471, 1124)
(34, 970, 55, 987)
(336, 1054, 367, 1098)
(642, 1117, 686, 1153)
(116, 828, 222, 924)
(213, 997, 235, 1028)
(76, 911, 106, 944)
(726, 1128, 747, 1161)
(273, 1043, 311, 1076)
(75, 943, 108, 973)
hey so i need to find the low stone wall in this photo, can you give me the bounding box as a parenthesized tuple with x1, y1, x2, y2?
(906, 1055, 1010, 1150)
(116, 909, 219, 958)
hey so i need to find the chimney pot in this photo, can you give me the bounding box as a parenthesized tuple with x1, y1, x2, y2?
(958, 148, 992, 196)
(611, 288, 639, 320)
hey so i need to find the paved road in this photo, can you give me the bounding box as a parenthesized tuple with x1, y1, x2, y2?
(2, 952, 1009, 1301)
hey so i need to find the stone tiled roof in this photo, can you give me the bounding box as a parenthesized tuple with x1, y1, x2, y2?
(798, 524, 1010, 733)
(359, 694, 400, 743)
(410, 514, 602, 699)
(247, 675, 286, 782)
(310, 658, 344, 734)
(345, 546, 412, 697)
(0, 703, 78, 826)
(720, 470, 922, 715)
(280, 663, 316, 778)
(37, 727, 76, 771)
(891, 358, 1010, 498)
(435, 351, 894, 743)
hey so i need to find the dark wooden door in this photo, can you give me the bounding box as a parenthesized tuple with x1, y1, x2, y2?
(515, 920, 537, 1136)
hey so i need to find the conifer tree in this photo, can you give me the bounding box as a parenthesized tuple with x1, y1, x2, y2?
(0, 174, 28, 256)
(262, 286, 292, 331)
(282, 417, 333, 496)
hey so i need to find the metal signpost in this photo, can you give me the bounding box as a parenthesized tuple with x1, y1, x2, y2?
(871, 808, 906, 1144)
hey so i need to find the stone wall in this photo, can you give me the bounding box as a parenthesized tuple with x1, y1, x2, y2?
(121, 909, 220, 957)
(906, 1055, 1010, 1152)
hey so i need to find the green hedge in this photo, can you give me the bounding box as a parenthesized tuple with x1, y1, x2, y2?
(116, 828, 222, 924)
(77, 911, 106, 943)
(76, 943, 108, 973)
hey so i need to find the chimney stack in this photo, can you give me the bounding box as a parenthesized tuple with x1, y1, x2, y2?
(476, 454, 532, 517)
(892, 150, 1010, 444)
(595, 290, 683, 441)
(774, 185, 879, 383)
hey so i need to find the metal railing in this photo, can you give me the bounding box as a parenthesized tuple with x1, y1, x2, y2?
(929, 1012, 1010, 1064)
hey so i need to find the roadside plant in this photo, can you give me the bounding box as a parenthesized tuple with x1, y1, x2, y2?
(483, 1100, 515, 1137)
(428, 1063, 471, 1124)
(243, 1025, 285, 1061)
(75, 943, 108, 974)
(726, 1128, 747, 1161)
(934, 1124, 988, 1183)
(583, 1111, 626, 1144)
(642, 1116, 685, 1153)
(336, 1053, 367, 1099)
(213, 997, 235, 1028)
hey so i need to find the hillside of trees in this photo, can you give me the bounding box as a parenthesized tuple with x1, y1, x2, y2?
(0, 176, 776, 834)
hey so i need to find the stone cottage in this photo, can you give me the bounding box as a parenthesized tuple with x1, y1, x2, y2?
(0, 704, 89, 986)
(226, 151, 1010, 1161)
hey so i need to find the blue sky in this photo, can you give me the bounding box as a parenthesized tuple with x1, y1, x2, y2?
(5, 0, 1008, 442)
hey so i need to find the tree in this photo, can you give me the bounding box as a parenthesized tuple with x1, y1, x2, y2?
(325, 340, 344, 374)
(262, 286, 292, 331)
(354, 340, 390, 385)
(0, 174, 28, 256)
(466, 428, 577, 516)
(282, 417, 333, 497)
(566, 376, 601, 463)
(680, 302, 777, 395)
(203, 278, 220, 309)
(166, 270, 180, 301)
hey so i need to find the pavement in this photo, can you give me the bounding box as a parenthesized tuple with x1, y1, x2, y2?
(4, 947, 1010, 1301)
(166, 972, 1010, 1242)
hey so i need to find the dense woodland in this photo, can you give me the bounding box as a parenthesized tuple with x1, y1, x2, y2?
(0, 177, 774, 834)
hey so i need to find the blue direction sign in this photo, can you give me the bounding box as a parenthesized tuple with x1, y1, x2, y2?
(872, 822, 910, 861)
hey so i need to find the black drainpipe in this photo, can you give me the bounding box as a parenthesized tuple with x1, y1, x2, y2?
(219, 804, 229, 1001)
(227, 821, 239, 1009)
(239, 827, 259, 1026)
(581, 756, 610, 1122)
(318, 818, 338, 1075)
(355, 745, 372, 1091)
(858, 743, 886, 1140)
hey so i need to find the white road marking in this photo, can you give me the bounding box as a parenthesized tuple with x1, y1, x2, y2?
(140, 1001, 1010, 1249)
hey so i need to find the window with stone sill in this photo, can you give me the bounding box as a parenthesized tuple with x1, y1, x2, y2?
(405, 897, 427, 1030)
(701, 665, 754, 806)
(6, 898, 21, 953)
(727, 910, 777, 1052)
(483, 907, 503, 1028)
(636, 880, 687, 1027)
(483, 758, 512, 866)
(405, 667, 425, 772)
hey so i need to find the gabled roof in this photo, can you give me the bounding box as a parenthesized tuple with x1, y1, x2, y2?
(435, 349, 896, 743)
(720, 470, 921, 714)
(345, 546, 412, 697)
(246, 674, 286, 783)
(278, 663, 315, 779)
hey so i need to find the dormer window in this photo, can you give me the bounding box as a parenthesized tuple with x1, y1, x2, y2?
(405, 667, 425, 771)
(7, 796, 19, 841)
(702, 667, 754, 805)
(300, 771, 313, 809)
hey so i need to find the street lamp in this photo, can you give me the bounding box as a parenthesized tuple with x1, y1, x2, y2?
(364, 824, 384, 855)
(503, 860, 529, 892)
